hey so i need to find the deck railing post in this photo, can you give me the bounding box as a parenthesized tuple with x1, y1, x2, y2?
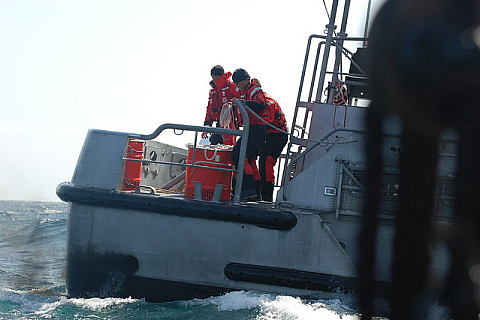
(232, 100, 250, 205)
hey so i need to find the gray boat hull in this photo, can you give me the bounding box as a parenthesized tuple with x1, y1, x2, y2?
(58, 182, 363, 301)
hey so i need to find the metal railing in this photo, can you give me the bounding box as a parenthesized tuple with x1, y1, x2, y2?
(281, 127, 366, 202)
(284, 32, 369, 186)
(126, 100, 251, 205)
(280, 125, 460, 219)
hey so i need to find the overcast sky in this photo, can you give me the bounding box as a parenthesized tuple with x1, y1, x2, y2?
(0, 0, 379, 201)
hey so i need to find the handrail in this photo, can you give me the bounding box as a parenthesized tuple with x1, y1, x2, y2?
(281, 128, 367, 201)
(297, 33, 368, 106)
(290, 33, 367, 136)
(284, 32, 370, 185)
(128, 100, 251, 205)
(231, 100, 250, 204)
(123, 158, 236, 173)
(281, 126, 459, 202)
(131, 124, 241, 141)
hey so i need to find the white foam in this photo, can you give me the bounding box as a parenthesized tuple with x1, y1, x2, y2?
(187, 291, 360, 318)
(35, 296, 139, 315)
(256, 295, 360, 320)
(0, 288, 60, 313)
(67, 297, 138, 311)
(36, 297, 67, 314)
(188, 291, 275, 311)
(214, 291, 274, 311)
(0, 288, 139, 315)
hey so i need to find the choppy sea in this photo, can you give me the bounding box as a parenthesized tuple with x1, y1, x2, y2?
(0, 200, 452, 320)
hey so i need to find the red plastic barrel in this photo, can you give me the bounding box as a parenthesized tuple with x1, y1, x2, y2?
(123, 140, 144, 190)
(184, 145, 233, 201)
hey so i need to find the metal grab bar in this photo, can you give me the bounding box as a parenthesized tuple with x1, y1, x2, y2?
(281, 125, 459, 202)
(285, 32, 369, 190)
(128, 100, 250, 205)
(281, 128, 366, 201)
(133, 124, 241, 141)
(123, 158, 236, 173)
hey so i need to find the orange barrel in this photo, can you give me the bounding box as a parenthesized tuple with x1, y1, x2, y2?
(184, 144, 233, 201)
(123, 140, 144, 190)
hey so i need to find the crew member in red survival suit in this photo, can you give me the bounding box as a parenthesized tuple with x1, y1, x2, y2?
(251, 79, 288, 202)
(231, 68, 271, 200)
(202, 65, 239, 145)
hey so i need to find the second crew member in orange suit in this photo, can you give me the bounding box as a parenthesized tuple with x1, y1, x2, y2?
(231, 68, 271, 200)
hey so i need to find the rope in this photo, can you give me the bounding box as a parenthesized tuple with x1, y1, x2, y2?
(218, 103, 237, 143)
(219, 102, 234, 128)
(204, 147, 218, 161)
(322, 0, 331, 22)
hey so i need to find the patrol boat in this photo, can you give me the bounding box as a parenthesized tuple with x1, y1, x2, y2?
(57, 0, 454, 302)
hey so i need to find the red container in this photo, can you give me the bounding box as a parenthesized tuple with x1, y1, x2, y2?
(184, 145, 233, 201)
(123, 140, 144, 190)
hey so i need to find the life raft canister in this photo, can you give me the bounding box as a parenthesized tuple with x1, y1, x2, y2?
(184, 144, 233, 201)
(123, 140, 144, 190)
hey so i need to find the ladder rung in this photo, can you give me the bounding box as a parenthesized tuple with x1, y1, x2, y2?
(290, 137, 308, 147)
(296, 101, 314, 111)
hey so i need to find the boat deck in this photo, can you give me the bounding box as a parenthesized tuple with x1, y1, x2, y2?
(124, 186, 277, 209)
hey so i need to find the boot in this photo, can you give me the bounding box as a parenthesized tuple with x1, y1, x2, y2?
(261, 181, 274, 202)
(255, 180, 262, 199)
(240, 174, 259, 201)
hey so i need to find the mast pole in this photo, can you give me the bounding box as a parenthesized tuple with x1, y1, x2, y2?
(327, 0, 351, 104)
(315, 0, 339, 102)
(363, 0, 372, 47)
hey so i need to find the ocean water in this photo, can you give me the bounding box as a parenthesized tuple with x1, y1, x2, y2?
(0, 200, 450, 320)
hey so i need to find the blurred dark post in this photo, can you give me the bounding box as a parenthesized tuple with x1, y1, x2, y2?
(359, 0, 480, 319)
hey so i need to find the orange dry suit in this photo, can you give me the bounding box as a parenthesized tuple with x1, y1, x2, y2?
(259, 93, 288, 201)
(233, 81, 270, 196)
(204, 72, 239, 145)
